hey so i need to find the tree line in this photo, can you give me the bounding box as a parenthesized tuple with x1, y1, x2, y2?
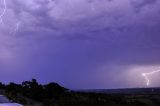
(0, 79, 148, 106)
(0, 79, 68, 105)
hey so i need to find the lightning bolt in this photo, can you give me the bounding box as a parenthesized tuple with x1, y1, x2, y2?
(10, 21, 21, 35)
(0, 0, 21, 35)
(142, 69, 160, 87)
(15, 22, 21, 31)
(0, 0, 7, 24)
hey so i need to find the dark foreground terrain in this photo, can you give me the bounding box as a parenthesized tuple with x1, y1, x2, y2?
(0, 79, 160, 106)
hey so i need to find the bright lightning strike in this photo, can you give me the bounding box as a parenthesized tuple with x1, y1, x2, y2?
(142, 69, 160, 87)
(0, 0, 7, 24)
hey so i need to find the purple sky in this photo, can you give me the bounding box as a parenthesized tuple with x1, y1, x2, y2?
(0, 0, 160, 89)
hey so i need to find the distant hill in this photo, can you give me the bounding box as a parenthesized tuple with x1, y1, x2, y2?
(77, 87, 160, 94)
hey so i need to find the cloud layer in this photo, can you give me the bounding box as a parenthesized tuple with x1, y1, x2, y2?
(0, 0, 160, 88)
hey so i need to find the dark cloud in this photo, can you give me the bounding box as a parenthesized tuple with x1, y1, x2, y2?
(0, 0, 160, 88)
(131, 0, 157, 8)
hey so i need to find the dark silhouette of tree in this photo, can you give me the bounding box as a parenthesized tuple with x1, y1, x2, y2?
(6, 82, 22, 96)
(1, 79, 149, 106)
(0, 82, 5, 89)
(21, 79, 44, 100)
(43, 82, 67, 99)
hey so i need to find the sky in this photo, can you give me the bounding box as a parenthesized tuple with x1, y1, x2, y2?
(0, 0, 160, 89)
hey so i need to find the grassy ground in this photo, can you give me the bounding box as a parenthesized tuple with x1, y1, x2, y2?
(6, 92, 160, 106)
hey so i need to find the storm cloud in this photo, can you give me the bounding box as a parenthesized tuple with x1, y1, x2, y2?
(0, 0, 160, 89)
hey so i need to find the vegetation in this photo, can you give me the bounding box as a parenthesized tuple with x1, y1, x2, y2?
(0, 79, 160, 106)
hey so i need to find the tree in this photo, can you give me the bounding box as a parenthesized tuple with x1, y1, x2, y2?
(0, 82, 5, 89)
(22, 79, 44, 100)
(44, 82, 67, 99)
